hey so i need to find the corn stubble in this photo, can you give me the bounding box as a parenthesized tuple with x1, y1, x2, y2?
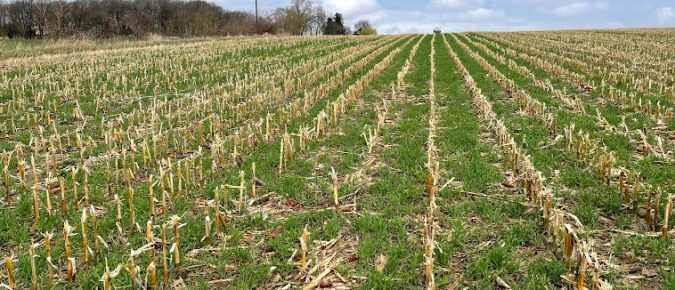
(447, 33, 611, 289)
(0, 31, 672, 289)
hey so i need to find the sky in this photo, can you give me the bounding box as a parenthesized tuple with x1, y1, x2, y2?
(215, 0, 675, 34)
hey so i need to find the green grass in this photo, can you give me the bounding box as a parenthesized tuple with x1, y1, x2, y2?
(448, 33, 675, 288)
(1, 31, 674, 289)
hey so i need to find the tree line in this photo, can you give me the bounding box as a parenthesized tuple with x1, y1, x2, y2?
(0, 0, 376, 39)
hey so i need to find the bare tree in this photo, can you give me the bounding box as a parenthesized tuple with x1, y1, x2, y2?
(33, 0, 48, 36)
(275, 0, 313, 35)
(309, 4, 325, 35)
(0, 0, 275, 38)
(10, 0, 36, 38)
(0, 0, 7, 36)
(354, 19, 372, 31)
(48, 1, 70, 38)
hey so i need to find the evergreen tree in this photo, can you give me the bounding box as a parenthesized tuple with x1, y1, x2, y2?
(323, 13, 346, 35)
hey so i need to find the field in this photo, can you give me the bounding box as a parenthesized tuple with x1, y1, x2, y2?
(0, 30, 674, 289)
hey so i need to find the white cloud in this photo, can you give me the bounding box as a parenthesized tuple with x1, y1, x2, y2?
(359, 10, 388, 22)
(322, 0, 380, 17)
(375, 7, 526, 34)
(321, 0, 388, 29)
(511, 0, 575, 5)
(431, 0, 484, 9)
(212, 0, 675, 33)
(657, 7, 675, 23)
(322, 0, 386, 26)
(553, 2, 591, 16)
(377, 18, 532, 34)
(552, 1, 607, 16)
(457, 8, 506, 22)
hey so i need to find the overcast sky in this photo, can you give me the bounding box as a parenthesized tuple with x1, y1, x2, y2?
(216, 0, 675, 34)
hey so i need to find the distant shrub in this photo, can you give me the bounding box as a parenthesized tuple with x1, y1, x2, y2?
(360, 28, 378, 35)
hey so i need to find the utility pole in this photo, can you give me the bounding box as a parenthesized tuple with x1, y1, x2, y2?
(255, 0, 259, 34)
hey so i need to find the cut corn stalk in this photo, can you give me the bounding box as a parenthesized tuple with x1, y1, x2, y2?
(300, 225, 310, 272)
(5, 257, 16, 289)
(331, 167, 339, 213)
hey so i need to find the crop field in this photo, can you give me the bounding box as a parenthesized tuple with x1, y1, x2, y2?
(0, 30, 674, 289)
